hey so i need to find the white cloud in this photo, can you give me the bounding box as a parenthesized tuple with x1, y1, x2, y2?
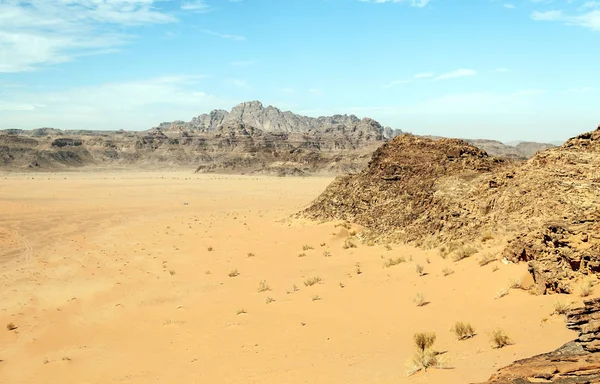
(360, 0, 432, 7)
(0, 76, 232, 130)
(383, 79, 411, 88)
(202, 29, 246, 41)
(181, 1, 211, 12)
(504, 4, 516, 9)
(531, 9, 600, 30)
(0, 0, 177, 73)
(434, 68, 477, 80)
(413, 72, 434, 79)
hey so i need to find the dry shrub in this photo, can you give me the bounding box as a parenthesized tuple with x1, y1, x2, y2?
(491, 329, 511, 348)
(452, 322, 475, 340)
(415, 264, 425, 276)
(257, 280, 271, 293)
(6, 322, 17, 331)
(452, 245, 478, 262)
(407, 332, 442, 375)
(304, 277, 322, 287)
(265, 297, 275, 304)
(478, 253, 496, 267)
(414, 332, 436, 351)
(442, 267, 454, 277)
(580, 279, 594, 297)
(228, 269, 240, 277)
(302, 244, 314, 251)
(414, 293, 427, 307)
(481, 231, 494, 242)
(553, 300, 571, 315)
(495, 289, 509, 299)
(383, 257, 405, 268)
(343, 238, 357, 249)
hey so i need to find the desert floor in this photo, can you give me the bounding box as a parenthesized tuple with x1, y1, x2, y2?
(0, 171, 588, 383)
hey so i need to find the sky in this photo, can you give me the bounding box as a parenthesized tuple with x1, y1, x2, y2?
(0, 0, 598, 142)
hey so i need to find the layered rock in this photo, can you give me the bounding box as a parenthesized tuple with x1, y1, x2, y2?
(479, 298, 600, 383)
(300, 126, 600, 293)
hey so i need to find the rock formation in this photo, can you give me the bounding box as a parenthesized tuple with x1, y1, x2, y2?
(300, 126, 600, 293)
(478, 298, 600, 383)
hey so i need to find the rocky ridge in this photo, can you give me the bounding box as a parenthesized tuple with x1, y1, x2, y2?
(478, 298, 600, 383)
(300, 126, 600, 294)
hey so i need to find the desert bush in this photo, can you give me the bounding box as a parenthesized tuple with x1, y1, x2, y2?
(414, 332, 436, 351)
(265, 297, 275, 304)
(302, 244, 314, 251)
(312, 295, 321, 301)
(236, 309, 246, 315)
(553, 300, 571, 315)
(247, 252, 255, 258)
(298, 252, 307, 258)
(355, 263, 362, 275)
(320, 242, 326, 247)
(491, 329, 511, 349)
(452, 245, 478, 262)
(323, 251, 331, 257)
(383, 257, 405, 268)
(407, 347, 442, 375)
(304, 277, 322, 287)
(509, 278, 526, 290)
(228, 269, 240, 277)
(415, 264, 425, 276)
(6, 322, 17, 331)
(169, 270, 176, 276)
(343, 238, 357, 249)
(442, 267, 454, 277)
(414, 293, 427, 307)
(257, 280, 271, 293)
(452, 322, 475, 340)
(384, 244, 393, 251)
(496, 289, 509, 299)
(207, 246, 213, 252)
(478, 253, 496, 267)
(481, 231, 494, 242)
(580, 279, 594, 297)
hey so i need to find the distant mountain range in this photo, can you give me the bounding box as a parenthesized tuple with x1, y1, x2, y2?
(0, 101, 555, 174)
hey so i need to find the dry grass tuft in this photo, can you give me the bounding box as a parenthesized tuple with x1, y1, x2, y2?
(478, 253, 496, 267)
(442, 267, 454, 277)
(6, 322, 17, 331)
(323, 251, 332, 257)
(407, 348, 443, 375)
(207, 246, 213, 252)
(414, 332, 436, 351)
(247, 252, 255, 258)
(452, 245, 478, 262)
(383, 257, 405, 268)
(452, 322, 475, 340)
(415, 264, 425, 276)
(302, 244, 314, 251)
(236, 309, 246, 315)
(496, 288, 509, 299)
(481, 231, 494, 242)
(580, 279, 595, 297)
(265, 297, 276, 304)
(304, 277, 322, 287)
(553, 300, 571, 315)
(491, 329, 512, 349)
(384, 243, 393, 251)
(257, 280, 271, 293)
(228, 269, 240, 278)
(414, 293, 427, 307)
(343, 238, 357, 249)
(312, 295, 321, 301)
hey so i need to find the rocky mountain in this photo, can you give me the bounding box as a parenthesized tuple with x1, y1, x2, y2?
(0, 101, 556, 174)
(300, 125, 600, 294)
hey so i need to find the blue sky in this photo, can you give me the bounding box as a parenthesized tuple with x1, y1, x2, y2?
(0, 0, 598, 142)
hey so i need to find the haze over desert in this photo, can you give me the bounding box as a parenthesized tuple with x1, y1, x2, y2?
(0, 171, 587, 383)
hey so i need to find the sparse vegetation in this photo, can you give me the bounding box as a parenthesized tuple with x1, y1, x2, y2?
(414, 293, 427, 307)
(478, 253, 496, 267)
(553, 300, 571, 315)
(205, 270, 211, 275)
(236, 309, 246, 315)
(492, 265, 499, 272)
(265, 297, 276, 304)
(452, 322, 475, 340)
(442, 267, 454, 277)
(355, 262, 362, 275)
(426, 257, 431, 264)
(6, 322, 17, 331)
(407, 332, 442, 375)
(580, 279, 594, 297)
(496, 289, 509, 299)
(169, 269, 176, 276)
(323, 250, 331, 257)
(509, 277, 525, 290)
(481, 231, 494, 242)
(415, 264, 425, 276)
(491, 329, 512, 349)
(298, 252, 307, 258)
(207, 246, 213, 252)
(304, 277, 322, 286)
(302, 244, 314, 251)
(312, 295, 321, 301)
(228, 269, 240, 277)
(452, 245, 478, 262)
(320, 242, 326, 247)
(383, 257, 405, 268)
(343, 238, 357, 249)
(247, 252, 255, 258)
(384, 243, 392, 251)
(257, 280, 271, 293)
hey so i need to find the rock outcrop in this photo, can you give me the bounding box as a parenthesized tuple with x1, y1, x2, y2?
(478, 298, 600, 383)
(300, 126, 600, 293)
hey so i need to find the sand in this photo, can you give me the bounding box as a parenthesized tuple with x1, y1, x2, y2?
(0, 171, 586, 383)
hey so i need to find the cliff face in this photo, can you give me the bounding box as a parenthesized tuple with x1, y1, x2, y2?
(478, 298, 600, 384)
(300, 126, 600, 294)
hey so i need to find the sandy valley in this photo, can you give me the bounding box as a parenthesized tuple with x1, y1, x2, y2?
(0, 172, 587, 383)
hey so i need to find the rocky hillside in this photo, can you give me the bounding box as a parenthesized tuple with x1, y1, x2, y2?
(478, 298, 600, 383)
(300, 125, 600, 294)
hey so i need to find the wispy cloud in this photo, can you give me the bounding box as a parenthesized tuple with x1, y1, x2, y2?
(504, 4, 516, 9)
(360, 0, 432, 7)
(181, 1, 211, 12)
(0, 0, 177, 73)
(434, 68, 477, 80)
(414, 72, 434, 79)
(531, 9, 600, 30)
(202, 29, 246, 41)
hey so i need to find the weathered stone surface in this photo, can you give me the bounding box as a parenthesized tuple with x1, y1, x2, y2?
(476, 299, 600, 383)
(300, 127, 600, 293)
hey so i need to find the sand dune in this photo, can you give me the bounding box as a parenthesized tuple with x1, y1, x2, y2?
(0, 172, 587, 383)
